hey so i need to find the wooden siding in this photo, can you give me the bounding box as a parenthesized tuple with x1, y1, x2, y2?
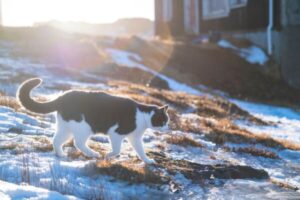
(155, 0, 184, 38)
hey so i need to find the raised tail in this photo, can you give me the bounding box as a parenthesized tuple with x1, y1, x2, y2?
(17, 78, 58, 114)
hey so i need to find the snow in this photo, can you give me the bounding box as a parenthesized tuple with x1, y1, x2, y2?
(0, 39, 300, 199)
(106, 48, 203, 96)
(0, 180, 80, 200)
(218, 39, 269, 65)
(227, 99, 300, 190)
(232, 99, 300, 144)
(0, 106, 53, 136)
(203, 179, 297, 200)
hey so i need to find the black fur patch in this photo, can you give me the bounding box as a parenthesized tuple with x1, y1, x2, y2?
(56, 91, 143, 135)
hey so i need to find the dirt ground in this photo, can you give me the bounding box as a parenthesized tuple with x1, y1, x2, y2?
(115, 36, 300, 107)
(4, 27, 300, 107)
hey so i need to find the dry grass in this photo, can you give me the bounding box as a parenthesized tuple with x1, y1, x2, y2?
(95, 159, 165, 184)
(156, 143, 166, 151)
(195, 96, 267, 125)
(230, 146, 279, 159)
(166, 135, 203, 148)
(108, 81, 267, 126)
(31, 136, 53, 152)
(0, 95, 21, 111)
(105, 82, 300, 151)
(270, 178, 299, 191)
(66, 140, 107, 159)
(202, 119, 300, 150)
(0, 137, 53, 153)
(0, 143, 23, 151)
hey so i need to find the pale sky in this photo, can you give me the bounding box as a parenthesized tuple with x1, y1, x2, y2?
(1, 0, 154, 26)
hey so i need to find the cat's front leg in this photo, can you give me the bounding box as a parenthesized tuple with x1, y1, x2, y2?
(128, 135, 155, 164)
(105, 133, 123, 159)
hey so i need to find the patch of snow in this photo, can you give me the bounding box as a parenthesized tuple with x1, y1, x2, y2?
(0, 180, 80, 200)
(0, 54, 110, 96)
(239, 46, 269, 65)
(232, 99, 300, 120)
(232, 99, 300, 144)
(218, 39, 269, 65)
(0, 106, 53, 136)
(106, 48, 203, 96)
(218, 40, 236, 49)
(204, 179, 298, 200)
(0, 151, 169, 200)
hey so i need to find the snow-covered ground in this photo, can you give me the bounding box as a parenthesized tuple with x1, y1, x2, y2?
(106, 48, 204, 96)
(0, 40, 299, 199)
(0, 180, 80, 200)
(233, 99, 300, 144)
(218, 39, 269, 65)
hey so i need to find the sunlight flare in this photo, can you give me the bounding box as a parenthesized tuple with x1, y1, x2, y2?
(1, 0, 154, 26)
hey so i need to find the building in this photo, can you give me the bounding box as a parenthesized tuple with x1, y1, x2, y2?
(154, 0, 300, 88)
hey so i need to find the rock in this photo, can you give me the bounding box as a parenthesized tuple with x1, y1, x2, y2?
(149, 151, 269, 181)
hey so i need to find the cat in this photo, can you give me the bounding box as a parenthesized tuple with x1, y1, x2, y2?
(17, 78, 169, 164)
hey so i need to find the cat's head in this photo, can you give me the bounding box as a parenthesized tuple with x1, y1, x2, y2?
(150, 105, 169, 131)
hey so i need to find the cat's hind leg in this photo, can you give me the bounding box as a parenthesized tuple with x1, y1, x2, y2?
(53, 114, 72, 157)
(71, 121, 100, 158)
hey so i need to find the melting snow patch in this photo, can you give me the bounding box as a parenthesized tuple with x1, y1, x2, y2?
(0, 106, 53, 135)
(106, 48, 203, 96)
(218, 39, 269, 65)
(232, 99, 300, 144)
(0, 180, 80, 200)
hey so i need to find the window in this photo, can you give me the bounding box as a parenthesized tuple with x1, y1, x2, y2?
(229, 0, 248, 9)
(202, 0, 230, 20)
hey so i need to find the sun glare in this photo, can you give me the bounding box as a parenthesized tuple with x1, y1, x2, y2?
(1, 0, 154, 26)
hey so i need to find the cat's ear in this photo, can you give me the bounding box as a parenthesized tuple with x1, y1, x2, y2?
(161, 105, 168, 112)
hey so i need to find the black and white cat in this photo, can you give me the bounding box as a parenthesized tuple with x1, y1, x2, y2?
(17, 78, 169, 164)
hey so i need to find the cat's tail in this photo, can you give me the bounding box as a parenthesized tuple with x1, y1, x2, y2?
(17, 78, 58, 114)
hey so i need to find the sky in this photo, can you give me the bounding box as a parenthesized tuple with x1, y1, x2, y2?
(1, 0, 154, 26)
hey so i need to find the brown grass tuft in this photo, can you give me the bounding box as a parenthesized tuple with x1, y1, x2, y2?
(66, 140, 106, 159)
(95, 159, 165, 184)
(166, 135, 203, 148)
(0, 143, 22, 151)
(31, 136, 53, 152)
(0, 95, 21, 111)
(270, 178, 299, 191)
(231, 146, 279, 159)
(203, 119, 300, 150)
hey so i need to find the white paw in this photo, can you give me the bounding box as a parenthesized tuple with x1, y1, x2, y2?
(144, 158, 156, 165)
(55, 151, 67, 157)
